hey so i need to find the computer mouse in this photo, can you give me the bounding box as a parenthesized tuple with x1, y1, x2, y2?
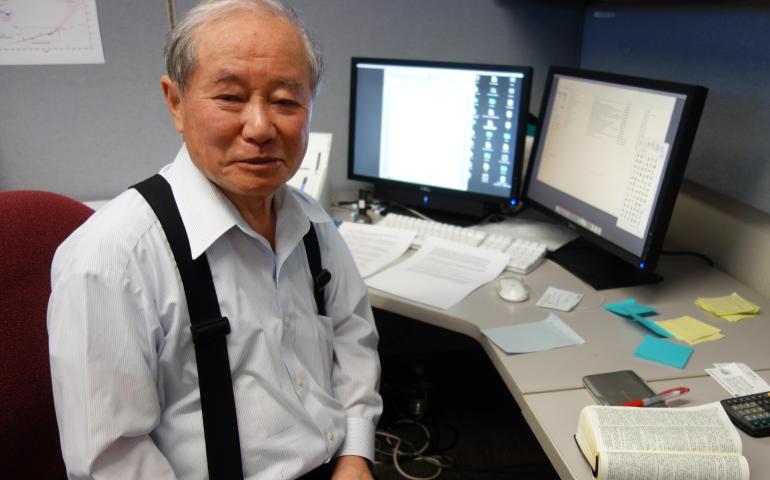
(497, 277, 529, 303)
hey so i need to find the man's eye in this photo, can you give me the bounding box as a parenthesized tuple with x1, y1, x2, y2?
(275, 99, 300, 107)
(216, 95, 241, 102)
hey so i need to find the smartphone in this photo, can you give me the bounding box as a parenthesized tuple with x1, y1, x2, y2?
(582, 370, 665, 407)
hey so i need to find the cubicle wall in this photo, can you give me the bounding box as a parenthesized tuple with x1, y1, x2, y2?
(581, 2, 770, 215)
(273, 0, 584, 193)
(0, 0, 180, 202)
(0, 0, 583, 201)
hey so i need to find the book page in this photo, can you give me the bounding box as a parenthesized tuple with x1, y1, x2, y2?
(598, 451, 749, 480)
(588, 403, 742, 454)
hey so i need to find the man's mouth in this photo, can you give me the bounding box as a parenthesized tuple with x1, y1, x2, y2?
(236, 157, 281, 166)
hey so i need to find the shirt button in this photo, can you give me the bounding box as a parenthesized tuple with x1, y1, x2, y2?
(283, 316, 289, 328)
(295, 374, 304, 388)
(327, 431, 334, 442)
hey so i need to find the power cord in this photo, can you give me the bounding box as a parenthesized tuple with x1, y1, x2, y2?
(386, 202, 436, 222)
(661, 250, 714, 267)
(375, 419, 453, 480)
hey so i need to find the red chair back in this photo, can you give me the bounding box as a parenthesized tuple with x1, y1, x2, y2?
(0, 191, 93, 479)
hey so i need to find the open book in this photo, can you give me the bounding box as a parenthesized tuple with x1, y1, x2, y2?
(575, 402, 749, 479)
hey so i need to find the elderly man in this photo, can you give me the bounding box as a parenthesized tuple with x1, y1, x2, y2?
(47, 1, 382, 479)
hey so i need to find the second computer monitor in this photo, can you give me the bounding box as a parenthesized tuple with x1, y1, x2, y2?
(525, 67, 707, 289)
(348, 57, 532, 220)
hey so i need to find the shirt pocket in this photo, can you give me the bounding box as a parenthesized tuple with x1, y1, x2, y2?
(313, 313, 335, 387)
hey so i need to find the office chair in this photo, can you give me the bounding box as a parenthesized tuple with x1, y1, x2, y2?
(0, 190, 94, 479)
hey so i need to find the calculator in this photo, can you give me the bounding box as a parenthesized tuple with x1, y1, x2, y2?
(721, 391, 770, 437)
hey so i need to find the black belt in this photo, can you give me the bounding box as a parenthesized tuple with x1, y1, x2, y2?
(297, 462, 332, 480)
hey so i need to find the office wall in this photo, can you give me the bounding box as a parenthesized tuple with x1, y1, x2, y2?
(667, 180, 770, 299)
(278, 0, 585, 194)
(0, 0, 179, 202)
(579, 1, 770, 297)
(0, 0, 583, 201)
(581, 2, 770, 215)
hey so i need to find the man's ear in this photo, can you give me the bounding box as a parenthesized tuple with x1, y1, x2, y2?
(161, 75, 184, 133)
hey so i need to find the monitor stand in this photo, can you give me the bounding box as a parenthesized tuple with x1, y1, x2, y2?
(548, 237, 662, 291)
(375, 184, 491, 226)
(383, 203, 486, 227)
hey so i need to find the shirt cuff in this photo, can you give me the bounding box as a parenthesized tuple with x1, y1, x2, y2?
(336, 416, 376, 461)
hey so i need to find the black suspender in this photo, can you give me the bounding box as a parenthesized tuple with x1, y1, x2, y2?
(132, 174, 330, 479)
(134, 175, 242, 479)
(302, 225, 331, 317)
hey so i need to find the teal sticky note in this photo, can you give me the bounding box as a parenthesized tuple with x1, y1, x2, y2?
(634, 335, 693, 369)
(603, 299, 657, 318)
(633, 314, 674, 338)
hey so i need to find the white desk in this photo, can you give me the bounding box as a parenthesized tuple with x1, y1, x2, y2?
(522, 372, 770, 480)
(369, 255, 770, 395)
(363, 243, 770, 478)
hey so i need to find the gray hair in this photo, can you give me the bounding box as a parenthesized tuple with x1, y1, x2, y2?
(164, 0, 324, 96)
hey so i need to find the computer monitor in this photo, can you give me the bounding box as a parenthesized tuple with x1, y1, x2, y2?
(348, 57, 532, 222)
(524, 67, 707, 290)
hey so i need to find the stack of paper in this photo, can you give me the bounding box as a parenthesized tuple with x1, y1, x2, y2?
(337, 222, 415, 278)
(365, 237, 509, 310)
(656, 315, 724, 345)
(695, 292, 761, 322)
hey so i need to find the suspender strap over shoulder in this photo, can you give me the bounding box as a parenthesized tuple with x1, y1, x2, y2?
(133, 174, 243, 480)
(302, 224, 331, 316)
(132, 174, 332, 478)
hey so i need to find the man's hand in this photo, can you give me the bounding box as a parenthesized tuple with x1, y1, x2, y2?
(331, 455, 374, 480)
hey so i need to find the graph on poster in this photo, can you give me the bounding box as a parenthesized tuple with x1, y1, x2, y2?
(0, 0, 104, 65)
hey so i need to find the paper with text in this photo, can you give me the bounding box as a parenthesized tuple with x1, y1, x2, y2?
(338, 222, 415, 278)
(365, 237, 508, 309)
(707, 362, 770, 397)
(536, 286, 584, 311)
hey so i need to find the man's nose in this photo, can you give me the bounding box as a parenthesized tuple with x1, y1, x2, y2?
(241, 101, 276, 145)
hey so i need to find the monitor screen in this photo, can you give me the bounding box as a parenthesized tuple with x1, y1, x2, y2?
(524, 67, 707, 289)
(348, 57, 532, 220)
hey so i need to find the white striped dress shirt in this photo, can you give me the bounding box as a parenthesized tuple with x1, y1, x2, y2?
(47, 146, 382, 479)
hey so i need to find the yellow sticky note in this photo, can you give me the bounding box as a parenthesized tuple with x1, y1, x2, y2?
(688, 332, 725, 345)
(721, 313, 759, 323)
(656, 315, 723, 345)
(695, 292, 760, 317)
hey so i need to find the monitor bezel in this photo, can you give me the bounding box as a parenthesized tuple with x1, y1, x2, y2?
(347, 56, 533, 215)
(523, 66, 708, 272)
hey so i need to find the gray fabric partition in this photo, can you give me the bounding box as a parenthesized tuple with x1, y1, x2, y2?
(1, 0, 583, 200)
(0, 0, 180, 201)
(581, 2, 770, 214)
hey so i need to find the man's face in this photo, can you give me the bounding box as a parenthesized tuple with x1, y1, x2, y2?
(163, 12, 313, 203)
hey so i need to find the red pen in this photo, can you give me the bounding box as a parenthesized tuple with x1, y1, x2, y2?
(621, 387, 690, 407)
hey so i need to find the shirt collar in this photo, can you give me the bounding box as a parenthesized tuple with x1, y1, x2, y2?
(160, 144, 330, 259)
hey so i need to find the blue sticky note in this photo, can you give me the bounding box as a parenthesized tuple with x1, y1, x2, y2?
(633, 314, 674, 338)
(603, 299, 657, 318)
(634, 335, 693, 369)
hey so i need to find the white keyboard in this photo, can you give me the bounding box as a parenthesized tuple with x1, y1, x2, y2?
(378, 213, 547, 274)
